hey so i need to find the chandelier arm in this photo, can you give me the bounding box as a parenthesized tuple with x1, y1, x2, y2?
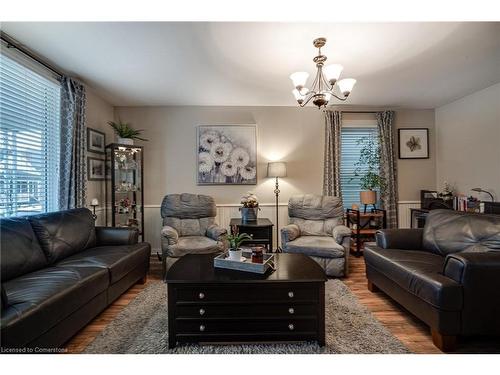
(299, 93, 317, 107)
(328, 92, 348, 101)
(309, 68, 321, 94)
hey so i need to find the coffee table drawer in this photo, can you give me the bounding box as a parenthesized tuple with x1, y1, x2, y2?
(175, 318, 317, 334)
(176, 303, 317, 318)
(175, 284, 318, 303)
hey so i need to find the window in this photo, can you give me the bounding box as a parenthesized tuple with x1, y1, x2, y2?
(0, 51, 61, 217)
(340, 126, 379, 209)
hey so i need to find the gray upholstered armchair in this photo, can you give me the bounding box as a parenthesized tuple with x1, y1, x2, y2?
(281, 194, 350, 277)
(160, 193, 227, 279)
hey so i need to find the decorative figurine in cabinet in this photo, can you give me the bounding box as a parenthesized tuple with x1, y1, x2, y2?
(105, 144, 145, 241)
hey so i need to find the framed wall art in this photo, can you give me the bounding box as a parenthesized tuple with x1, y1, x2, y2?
(87, 127, 106, 154)
(398, 128, 429, 159)
(88, 157, 106, 180)
(197, 125, 257, 185)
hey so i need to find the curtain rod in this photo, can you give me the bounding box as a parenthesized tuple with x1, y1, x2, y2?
(0, 31, 63, 79)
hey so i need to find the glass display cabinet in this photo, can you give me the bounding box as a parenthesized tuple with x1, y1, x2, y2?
(105, 144, 144, 241)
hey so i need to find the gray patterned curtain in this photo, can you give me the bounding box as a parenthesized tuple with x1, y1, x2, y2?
(59, 77, 87, 210)
(323, 110, 342, 197)
(376, 110, 398, 228)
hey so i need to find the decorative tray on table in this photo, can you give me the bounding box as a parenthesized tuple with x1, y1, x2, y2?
(214, 249, 275, 274)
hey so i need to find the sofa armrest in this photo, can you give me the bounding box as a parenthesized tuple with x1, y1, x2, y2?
(206, 224, 227, 241)
(444, 251, 500, 285)
(95, 226, 139, 246)
(161, 225, 179, 246)
(332, 225, 351, 244)
(376, 229, 423, 250)
(281, 224, 300, 246)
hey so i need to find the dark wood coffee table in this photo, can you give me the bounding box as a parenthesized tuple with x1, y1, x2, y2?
(166, 253, 327, 348)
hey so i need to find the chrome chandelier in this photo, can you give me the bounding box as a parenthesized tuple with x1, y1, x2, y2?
(290, 37, 356, 109)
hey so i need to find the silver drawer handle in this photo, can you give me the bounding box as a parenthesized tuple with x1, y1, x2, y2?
(288, 324, 295, 331)
(198, 292, 205, 300)
(288, 307, 295, 314)
(199, 324, 206, 332)
(199, 308, 205, 316)
(288, 291, 294, 298)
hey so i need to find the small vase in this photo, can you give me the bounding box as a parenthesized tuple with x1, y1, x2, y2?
(117, 137, 134, 145)
(228, 248, 242, 261)
(240, 207, 258, 222)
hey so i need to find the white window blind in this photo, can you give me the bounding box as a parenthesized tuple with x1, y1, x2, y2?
(340, 127, 379, 209)
(0, 50, 61, 217)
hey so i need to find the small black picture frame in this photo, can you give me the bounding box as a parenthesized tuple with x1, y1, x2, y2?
(398, 128, 429, 159)
(88, 157, 105, 180)
(87, 128, 106, 154)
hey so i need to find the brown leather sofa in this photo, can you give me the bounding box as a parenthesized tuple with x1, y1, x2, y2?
(364, 209, 500, 351)
(0, 208, 151, 350)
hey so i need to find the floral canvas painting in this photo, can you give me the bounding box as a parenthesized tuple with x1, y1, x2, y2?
(197, 125, 257, 185)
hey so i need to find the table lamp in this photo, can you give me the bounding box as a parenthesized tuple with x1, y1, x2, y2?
(90, 198, 99, 220)
(267, 162, 287, 251)
(471, 187, 494, 201)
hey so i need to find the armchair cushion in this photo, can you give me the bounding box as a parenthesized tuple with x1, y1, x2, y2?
(206, 224, 227, 241)
(95, 226, 139, 246)
(167, 236, 223, 258)
(332, 225, 351, 244)
(281, 224, 300, 243)
(284, 236, 345, 258)
(161, 225, 179, 246)
(376, 229, 423, 250)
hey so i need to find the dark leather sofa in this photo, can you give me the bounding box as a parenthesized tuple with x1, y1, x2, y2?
(364, 209, 500, 351)
(0, 208, 151, 350)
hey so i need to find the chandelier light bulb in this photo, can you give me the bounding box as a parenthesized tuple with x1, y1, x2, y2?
(323, 64, 344, 85)
(337, 78, 357, 97)
(289, 72, 309, 89)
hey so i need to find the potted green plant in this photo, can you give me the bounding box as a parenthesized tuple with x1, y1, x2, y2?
(226, 227, 252, 261)
(239, 191, 260, 222)
(108, 120, 148, 145)
(352, 133, 385, 208)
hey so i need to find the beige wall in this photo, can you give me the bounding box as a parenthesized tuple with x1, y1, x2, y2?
(113, 106, 435, 206)
(436, 82, 500, 200)
(85, 87, 114, 224)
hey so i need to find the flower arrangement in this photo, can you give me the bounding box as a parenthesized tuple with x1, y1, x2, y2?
(241, 191, 259, 208)
(438, 181, 454, 201)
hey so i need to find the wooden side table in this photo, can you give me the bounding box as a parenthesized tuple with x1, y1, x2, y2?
(345, 208, 387, 257)
(229, 218, 274, 252)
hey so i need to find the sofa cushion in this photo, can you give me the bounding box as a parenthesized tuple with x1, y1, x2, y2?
(423, 209, 500, 256)
(55, 243, 151, 284)
(167, 236, 223, 257)
(28, 208, 97, 264)
(364, 247, 463, 311)
(1, 266, 109, 346)
(284, 236, 345, 258)
(1, 217, 48, 281)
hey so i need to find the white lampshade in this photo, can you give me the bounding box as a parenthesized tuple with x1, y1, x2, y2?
(292, 89, 304, 102)
(322, 92, 332, 102)
(323, 64, 343, 84)
(266, 162, 287, 178)
(90, 198, 99, 206)
(289, 72, 309, 89)
(337, 78, 356, 96)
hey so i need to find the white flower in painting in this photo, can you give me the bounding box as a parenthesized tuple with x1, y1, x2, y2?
(230, 147, 250, 168)
(239, 165, 256, 180)
(199, 131, 220, 151)
(210, 141, 233, 163)
(221, 161, 237, 177)
(198, 152, 214, 173)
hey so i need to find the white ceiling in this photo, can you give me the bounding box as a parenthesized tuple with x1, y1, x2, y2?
(2, 22, 499, 108)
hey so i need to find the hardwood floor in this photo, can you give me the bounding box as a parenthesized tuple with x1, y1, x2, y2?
(64, 254, 497, 354)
